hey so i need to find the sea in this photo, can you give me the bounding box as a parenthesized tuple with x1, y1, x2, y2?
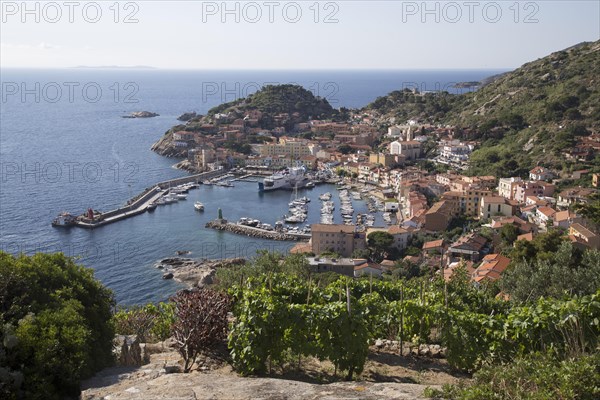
(0, 68, 506, 305)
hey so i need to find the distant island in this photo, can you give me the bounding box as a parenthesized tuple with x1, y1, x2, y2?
(73, 65, 157, 70)
(122, 111, 159, 119)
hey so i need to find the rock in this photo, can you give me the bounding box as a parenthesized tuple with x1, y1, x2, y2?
(123, 111, 159, 118)
(114, 335, 143, 367)
(418, 344, 431, 357)
(164, 365, 181, 374)
(162, 272, 174, 280)
(375, 339, 384, 348)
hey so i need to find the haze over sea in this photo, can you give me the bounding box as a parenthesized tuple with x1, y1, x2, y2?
(0, 68, 504, 305)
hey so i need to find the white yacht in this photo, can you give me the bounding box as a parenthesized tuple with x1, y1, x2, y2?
(259, 167, 309, 192)
(194, 201, 204, 211)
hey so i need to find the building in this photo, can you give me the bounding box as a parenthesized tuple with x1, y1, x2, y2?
(480, 196, 514, 220)
(568, 223, 600, 249)
(536, 206, 557, 227)
(259, 137, 311, 158)
(306, 257, 356, 276)
(193, 147, 217, 169)
(448, 233, 488, 263)
(369, 152, 403, 168)
(558, 187, 597, 206)
(354, 262, 384, 278)
(442, 189, 492, 217)
(553, 210, 582, 229)
(310, 224, 366, 257)
(471, 254, 511, 284)
(423, 200, 455, 232)
(529, 166, 553, 181)
(389, 140, 422, 161)
(498, 177, 523, 200)
(513, 181, 555, 203)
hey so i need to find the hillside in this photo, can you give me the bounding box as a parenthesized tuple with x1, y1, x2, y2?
(366, 40, 600, 176)
(151, 84, 336, 158)
(207, 84, 335, 123)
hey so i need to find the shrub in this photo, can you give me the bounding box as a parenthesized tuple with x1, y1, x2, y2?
(171, 289, 231, 372)
(113, 302, 175, 343)
(424, 352, 600, 400)
(0, 251, 115, 399)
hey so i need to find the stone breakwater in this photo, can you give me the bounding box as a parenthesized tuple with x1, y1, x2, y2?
(205, 220, 310, 241)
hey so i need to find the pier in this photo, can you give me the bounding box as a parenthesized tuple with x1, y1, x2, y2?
(63, 169, 228, 229)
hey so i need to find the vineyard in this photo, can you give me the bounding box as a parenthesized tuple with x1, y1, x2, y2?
(227, 271, 600, 378)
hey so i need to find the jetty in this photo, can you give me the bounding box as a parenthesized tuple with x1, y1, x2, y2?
(205, 220, 311, 241)
(58, 169, 228, 229)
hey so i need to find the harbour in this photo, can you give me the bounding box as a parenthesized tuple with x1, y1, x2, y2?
(52, 169, 229, 229)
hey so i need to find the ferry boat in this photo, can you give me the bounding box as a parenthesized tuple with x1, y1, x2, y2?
(51, 212, 77, 227)
(258, 167, 309, 192)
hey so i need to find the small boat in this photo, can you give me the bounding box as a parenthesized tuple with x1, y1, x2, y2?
(176, 193, 187, 200)
(147, 203, 157, 212)
(194, 202, 204, 211)
(306, 181, 315, 188)
(163, 194, 178, 204)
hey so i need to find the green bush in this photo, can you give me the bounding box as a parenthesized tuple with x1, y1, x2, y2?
(424, 352, 600, 400)
(0, 252, 115, 399)
(113, 302, 175, 342)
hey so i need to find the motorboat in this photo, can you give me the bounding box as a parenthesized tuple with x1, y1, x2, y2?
(194, 202, 204, 211)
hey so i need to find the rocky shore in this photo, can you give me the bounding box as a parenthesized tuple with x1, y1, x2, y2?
(150, 131, 187, 157)
(205, 220, 310, 241)
(155, 257, 246, 288)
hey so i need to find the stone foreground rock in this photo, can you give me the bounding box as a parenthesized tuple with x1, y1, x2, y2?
(82, 346, 436, 400)
(82, 370, 433, 400)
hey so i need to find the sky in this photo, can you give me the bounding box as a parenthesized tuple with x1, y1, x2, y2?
(1, 1, 599, 70)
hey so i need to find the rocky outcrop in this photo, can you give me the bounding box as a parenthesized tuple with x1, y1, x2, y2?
(155, 257, 246, 289)
(114, 335, 143, 367)
(173, 159, 202, 173)
(150, 131, 187, 158)
(177, 112, 198, 121)
(82, 345, 435, 400)
(122, 111, 159, 118)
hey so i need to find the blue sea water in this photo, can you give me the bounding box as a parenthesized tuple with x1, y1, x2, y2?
(0, 68, 505, 304)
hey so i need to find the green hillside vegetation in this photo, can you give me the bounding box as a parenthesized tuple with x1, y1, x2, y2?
(207, 84, 335, 124)
(366, 40, 600, 176)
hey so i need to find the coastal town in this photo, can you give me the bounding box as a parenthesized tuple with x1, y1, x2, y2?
(4, 7, 600, 397)
(149, 91, 600, 287)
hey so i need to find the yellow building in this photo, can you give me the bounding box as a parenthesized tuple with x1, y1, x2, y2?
(311, 224, 366, 257)
(259, 138, 311, 158)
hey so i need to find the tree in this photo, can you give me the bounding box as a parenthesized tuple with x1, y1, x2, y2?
(500, 224, 519, 245)
(171, 289, 231, 372)
(337, 144, 352, 154)
(367, 231, 395, 262)
(574, 193, 600, 227)
(501, 243, 600, 303)
(0, 251, 115, 399)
